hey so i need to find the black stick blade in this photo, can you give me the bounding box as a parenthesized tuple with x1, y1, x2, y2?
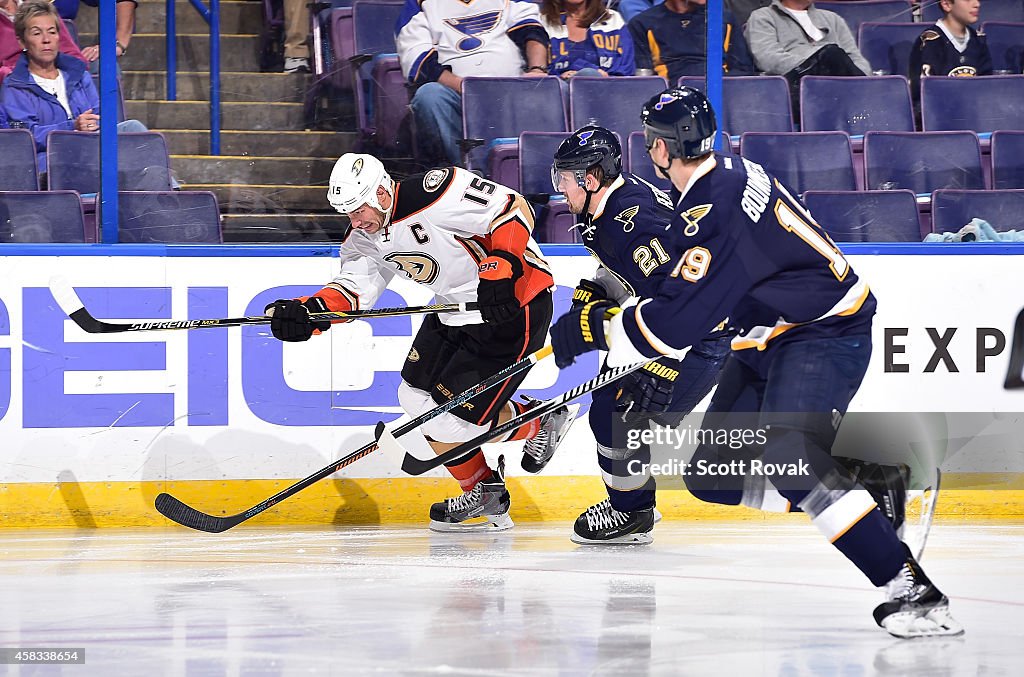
(401, 453, 437, 476)
(155, 493, 242, 533)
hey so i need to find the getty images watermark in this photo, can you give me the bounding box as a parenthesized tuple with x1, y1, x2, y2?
(623, 424, 811, 478)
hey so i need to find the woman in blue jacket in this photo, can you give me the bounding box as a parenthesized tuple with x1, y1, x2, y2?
(0, 0, 147, 173)
(541, 0, 635, 78)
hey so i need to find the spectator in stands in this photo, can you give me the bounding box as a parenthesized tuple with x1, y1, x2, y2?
(619, 0, 769, 27)
(747, 0, 870, 113)
(396, 0, 550, 166)
(628, 0, 755, 81)
(1, 0, 85, 83)
(541, 0, 634, 79)
(78, 0, 137, 69)
(909, 0, 992, 112)
(0, 0, 160, 176)
(282, 0, 309, 73)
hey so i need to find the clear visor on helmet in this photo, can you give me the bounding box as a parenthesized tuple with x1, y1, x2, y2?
(551, 167, 582, 193)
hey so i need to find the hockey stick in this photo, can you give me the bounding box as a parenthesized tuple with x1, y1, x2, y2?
(1004, 306, 1024, 389)
(393, 357, 656, 475)
(49, 276, 476, 334)
(154, 345, 553, 532)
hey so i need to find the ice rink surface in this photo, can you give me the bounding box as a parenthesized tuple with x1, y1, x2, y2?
(1, 522, 1021, 676)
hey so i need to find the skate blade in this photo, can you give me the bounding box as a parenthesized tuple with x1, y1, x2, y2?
(571, 530, 653, 546)
(882, 607, 965, 639)
(429, 514, 514, 533)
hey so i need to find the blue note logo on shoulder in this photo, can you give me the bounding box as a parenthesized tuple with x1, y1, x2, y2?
(578, 130, 595, 146)
(445, 11, 503, 52)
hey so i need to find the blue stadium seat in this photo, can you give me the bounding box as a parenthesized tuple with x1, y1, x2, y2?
(740, 132, 857, 194)
(47, 131, 175, 193)
(461, 77, 567, 171)
(118, 192, 222, 243)
(982, 22, 1024, 74)
(991, 130, 1024, 189)
(627, 131, 671, 192)
(519, 131, 585, 243)
(921, 75, 1024, 132)
(519, 131, 572, 199)
(858, 22, 925, 76)
(0, 129, 40, 191)
(803, 190, 922, 241)
(568, 76, 667, 149)
(864, 131, 984, 193)
(676, 75, 793, 137)
(931, 189, 1024, 233)
(0, 191, 91, 242)
(351, 0, 407, 150)
(815, 1, 914, 36)
(801, 76, 915, 134)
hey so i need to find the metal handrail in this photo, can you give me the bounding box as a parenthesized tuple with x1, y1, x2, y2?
(166, 0, 221, 155)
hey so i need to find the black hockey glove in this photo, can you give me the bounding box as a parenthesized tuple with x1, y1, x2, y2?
(265, 296, 332, 342)
(550, 299, 616, 369)
(615, 357, 681, 414)
(477, 252, 522, 324)
(571, 279, 609, 308)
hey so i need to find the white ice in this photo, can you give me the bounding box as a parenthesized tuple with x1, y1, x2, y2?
(1, 523, 1021, 676)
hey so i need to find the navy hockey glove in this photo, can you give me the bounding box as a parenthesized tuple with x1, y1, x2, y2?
(615, 358, 681, 414)
(551, 299, 616, 369)
(571, 279, 609, 308)
(265, 296, 333, 342)
(477, 252, 522, 323)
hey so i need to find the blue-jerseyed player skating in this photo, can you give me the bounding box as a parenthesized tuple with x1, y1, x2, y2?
(550, 125, 731, 544)
(550, 87, 963, 638)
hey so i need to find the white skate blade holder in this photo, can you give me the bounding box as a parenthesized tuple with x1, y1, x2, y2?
(571, 531, 653, 546)
(429, 515, 514, 533)
(880, 607, 965, 639)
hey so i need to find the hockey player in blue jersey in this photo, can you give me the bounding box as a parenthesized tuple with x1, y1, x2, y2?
(550, 86, 963, 638)
(551, 125, 730, 544)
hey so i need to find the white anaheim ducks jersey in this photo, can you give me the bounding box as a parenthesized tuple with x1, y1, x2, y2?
(328, 167, 553, 326)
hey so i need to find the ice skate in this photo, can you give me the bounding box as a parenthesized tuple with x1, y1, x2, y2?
(572, 498, 654, 545)
(874, 545, 964, 638)
(521, 397, 581, 473)
(429, 456, 513, 532)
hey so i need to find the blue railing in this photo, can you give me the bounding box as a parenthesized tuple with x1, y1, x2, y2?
(98, 1, 118, 243)
(166, 0, 221, 156)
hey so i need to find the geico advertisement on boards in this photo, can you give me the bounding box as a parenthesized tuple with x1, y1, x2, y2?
(0, 252, 1022, 483)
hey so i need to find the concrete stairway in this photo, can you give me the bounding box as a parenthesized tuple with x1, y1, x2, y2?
(77, 0, 357, 241)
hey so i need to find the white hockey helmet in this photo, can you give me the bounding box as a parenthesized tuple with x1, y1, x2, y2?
(327, 153, 394, 214)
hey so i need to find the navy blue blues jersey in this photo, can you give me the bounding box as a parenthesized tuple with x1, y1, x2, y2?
(578, 173, 679, 301)
(607, 154, 875, 369)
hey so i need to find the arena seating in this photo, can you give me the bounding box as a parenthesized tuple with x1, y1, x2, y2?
(0, 129, 40, 191)
(991, 131, 1024, 189)
(800, 75, 915, 135)
(803, 190, 922, 242)
(740, 131, 858, 193)
(931, 189, 1024, 233)
(921, 76, 1024, 133)
(864, 131, 985, 193)
(118, 191, 222, 243)
(0, 191, 92, 242)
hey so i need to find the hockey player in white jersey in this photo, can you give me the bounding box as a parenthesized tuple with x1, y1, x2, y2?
(267, 154, 578, 531)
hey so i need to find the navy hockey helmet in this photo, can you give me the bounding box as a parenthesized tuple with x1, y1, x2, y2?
(640, 86, 717, 161)
(551, 125, 622, 191)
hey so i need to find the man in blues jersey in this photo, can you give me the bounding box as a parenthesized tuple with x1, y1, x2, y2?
(550, 87, 963, 638)
(551, 125, 730, 544)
